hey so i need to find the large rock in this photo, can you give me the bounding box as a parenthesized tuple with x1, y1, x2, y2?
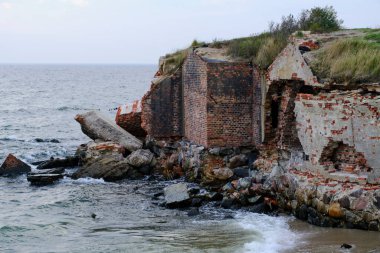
(126, 149, 154, 168)
(164, 183, 190, 207)
(0, 154, 31, 176)
(27, 174, 63, 186)
(212, 167, 233, 180)
(72, 141, 141, 181)
(228, 154, 248, 169)
(75, 111, 142, 152)
(72, 154, 139, 181)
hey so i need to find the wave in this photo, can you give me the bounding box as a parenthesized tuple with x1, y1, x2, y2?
(60, 177, 107, 185)
(235, 212, 298, 253)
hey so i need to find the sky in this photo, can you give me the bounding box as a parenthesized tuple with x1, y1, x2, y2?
(0, 0, 379, 64)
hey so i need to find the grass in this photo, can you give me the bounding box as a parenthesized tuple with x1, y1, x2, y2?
(311, 38, 380, 84)
(161, 49, 188, 75)
(227, 32, 288, 68)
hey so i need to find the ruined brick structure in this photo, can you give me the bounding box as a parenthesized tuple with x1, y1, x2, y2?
(140, 68, 183, 139)
(115, 100, 146, 138)
(117, 32, 379, 184)
(139, 47, 262, 148)
(183, 50, 259, 147)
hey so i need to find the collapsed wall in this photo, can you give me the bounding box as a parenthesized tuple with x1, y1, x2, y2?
(294, 91, 380, 183)
(141, 67, 183, 139)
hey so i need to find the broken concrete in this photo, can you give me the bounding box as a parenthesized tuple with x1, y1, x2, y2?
(75, 111, 143, 152)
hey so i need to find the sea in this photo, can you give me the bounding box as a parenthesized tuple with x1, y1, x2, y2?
(0, 64, 379, 253)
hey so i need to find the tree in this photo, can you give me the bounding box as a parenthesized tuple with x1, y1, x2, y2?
(300, 6, 343, 33)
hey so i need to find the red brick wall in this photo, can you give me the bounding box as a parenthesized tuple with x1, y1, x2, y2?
(141, 68, 183, 138)
(183, 51, 208, 146)
(206, 62, 254, 147)
(263, 80, 303, 150)
(252, 67, 263, 146)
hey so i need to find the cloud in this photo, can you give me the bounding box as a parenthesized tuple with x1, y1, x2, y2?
(70, 0, 89, 7)
(60, 0, 89, 8)
(0, 2, 13, 9)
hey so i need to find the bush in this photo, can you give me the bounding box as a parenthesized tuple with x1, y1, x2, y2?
(311, 38, 380, 83)
(299, 6, 343, 33)
(365, 31, 380, 43)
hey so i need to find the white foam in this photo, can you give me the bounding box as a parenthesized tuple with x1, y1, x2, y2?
(61, 177, 107, 185)
(235, 212, 298, 253)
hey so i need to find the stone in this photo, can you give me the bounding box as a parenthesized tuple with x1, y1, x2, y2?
(208, 147, 221, 156)
(340, 244, 352, 249)
(219, 148, 234, 156)
(221, 197, 234, 209)
(222, 182, 234, 193)
(228, 154, 248, 169)
(36, 156, 79, 170)
(237, 177, 252, 190)
(0, 154, 31, 176)
(248, 195, 262, 204)
(27, 173, 63, 186)
(328, 203, 344, 218)
(75, 111, 142, 152)
(212, 167, 233, 180)
(126, 149, 154, 168)
(233, 166, 250, 178)
(72, 148, 140, 182)
(164, 183, 190, 207)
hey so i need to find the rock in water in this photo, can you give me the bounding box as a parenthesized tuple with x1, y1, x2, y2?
(75, 111, 142, 152)
(164, 183, 190, 207)
(72, 154, 139, 182)
(126, 149, 154, 168)
(37, 156, 79, 169)
(341, 243, 352, 249)
(0, 154, 31, 176)
(27, 173, 63, 186)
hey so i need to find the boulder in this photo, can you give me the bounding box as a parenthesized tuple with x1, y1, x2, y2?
(328, 203, 344, 218)
(164, 183, 190, 207)
(233, 166, 250, 177)
(228, 154, 248, 169)
(0, 154, 31, 176)
(72, 154, 140, 182)
(36, 156, 79, 169)
(212, 167, 233, 180)
(126, 149, 154, 168)
(237, 177, 252, 190)
(27, 174, 63, 186)
(75, 111, 142, 152)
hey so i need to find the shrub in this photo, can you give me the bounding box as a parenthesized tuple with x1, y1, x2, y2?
(311, 38, 380, 83)
(365, 31, 380, 43)
(299, 6, 343, 33)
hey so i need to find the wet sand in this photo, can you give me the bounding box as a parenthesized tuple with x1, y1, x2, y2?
(286, 219, 380, 253)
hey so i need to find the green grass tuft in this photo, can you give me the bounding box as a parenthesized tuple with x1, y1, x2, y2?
(311, 38, 380, 84)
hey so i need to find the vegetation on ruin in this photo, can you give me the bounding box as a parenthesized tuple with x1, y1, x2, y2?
(311, 38, 380, 84)
(163, 6, 350, 75)
(227, 6, 343, 68)
(161, 49, 188, 75)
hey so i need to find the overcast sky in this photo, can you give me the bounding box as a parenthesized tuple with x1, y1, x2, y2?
(0, 0, 379, 64)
